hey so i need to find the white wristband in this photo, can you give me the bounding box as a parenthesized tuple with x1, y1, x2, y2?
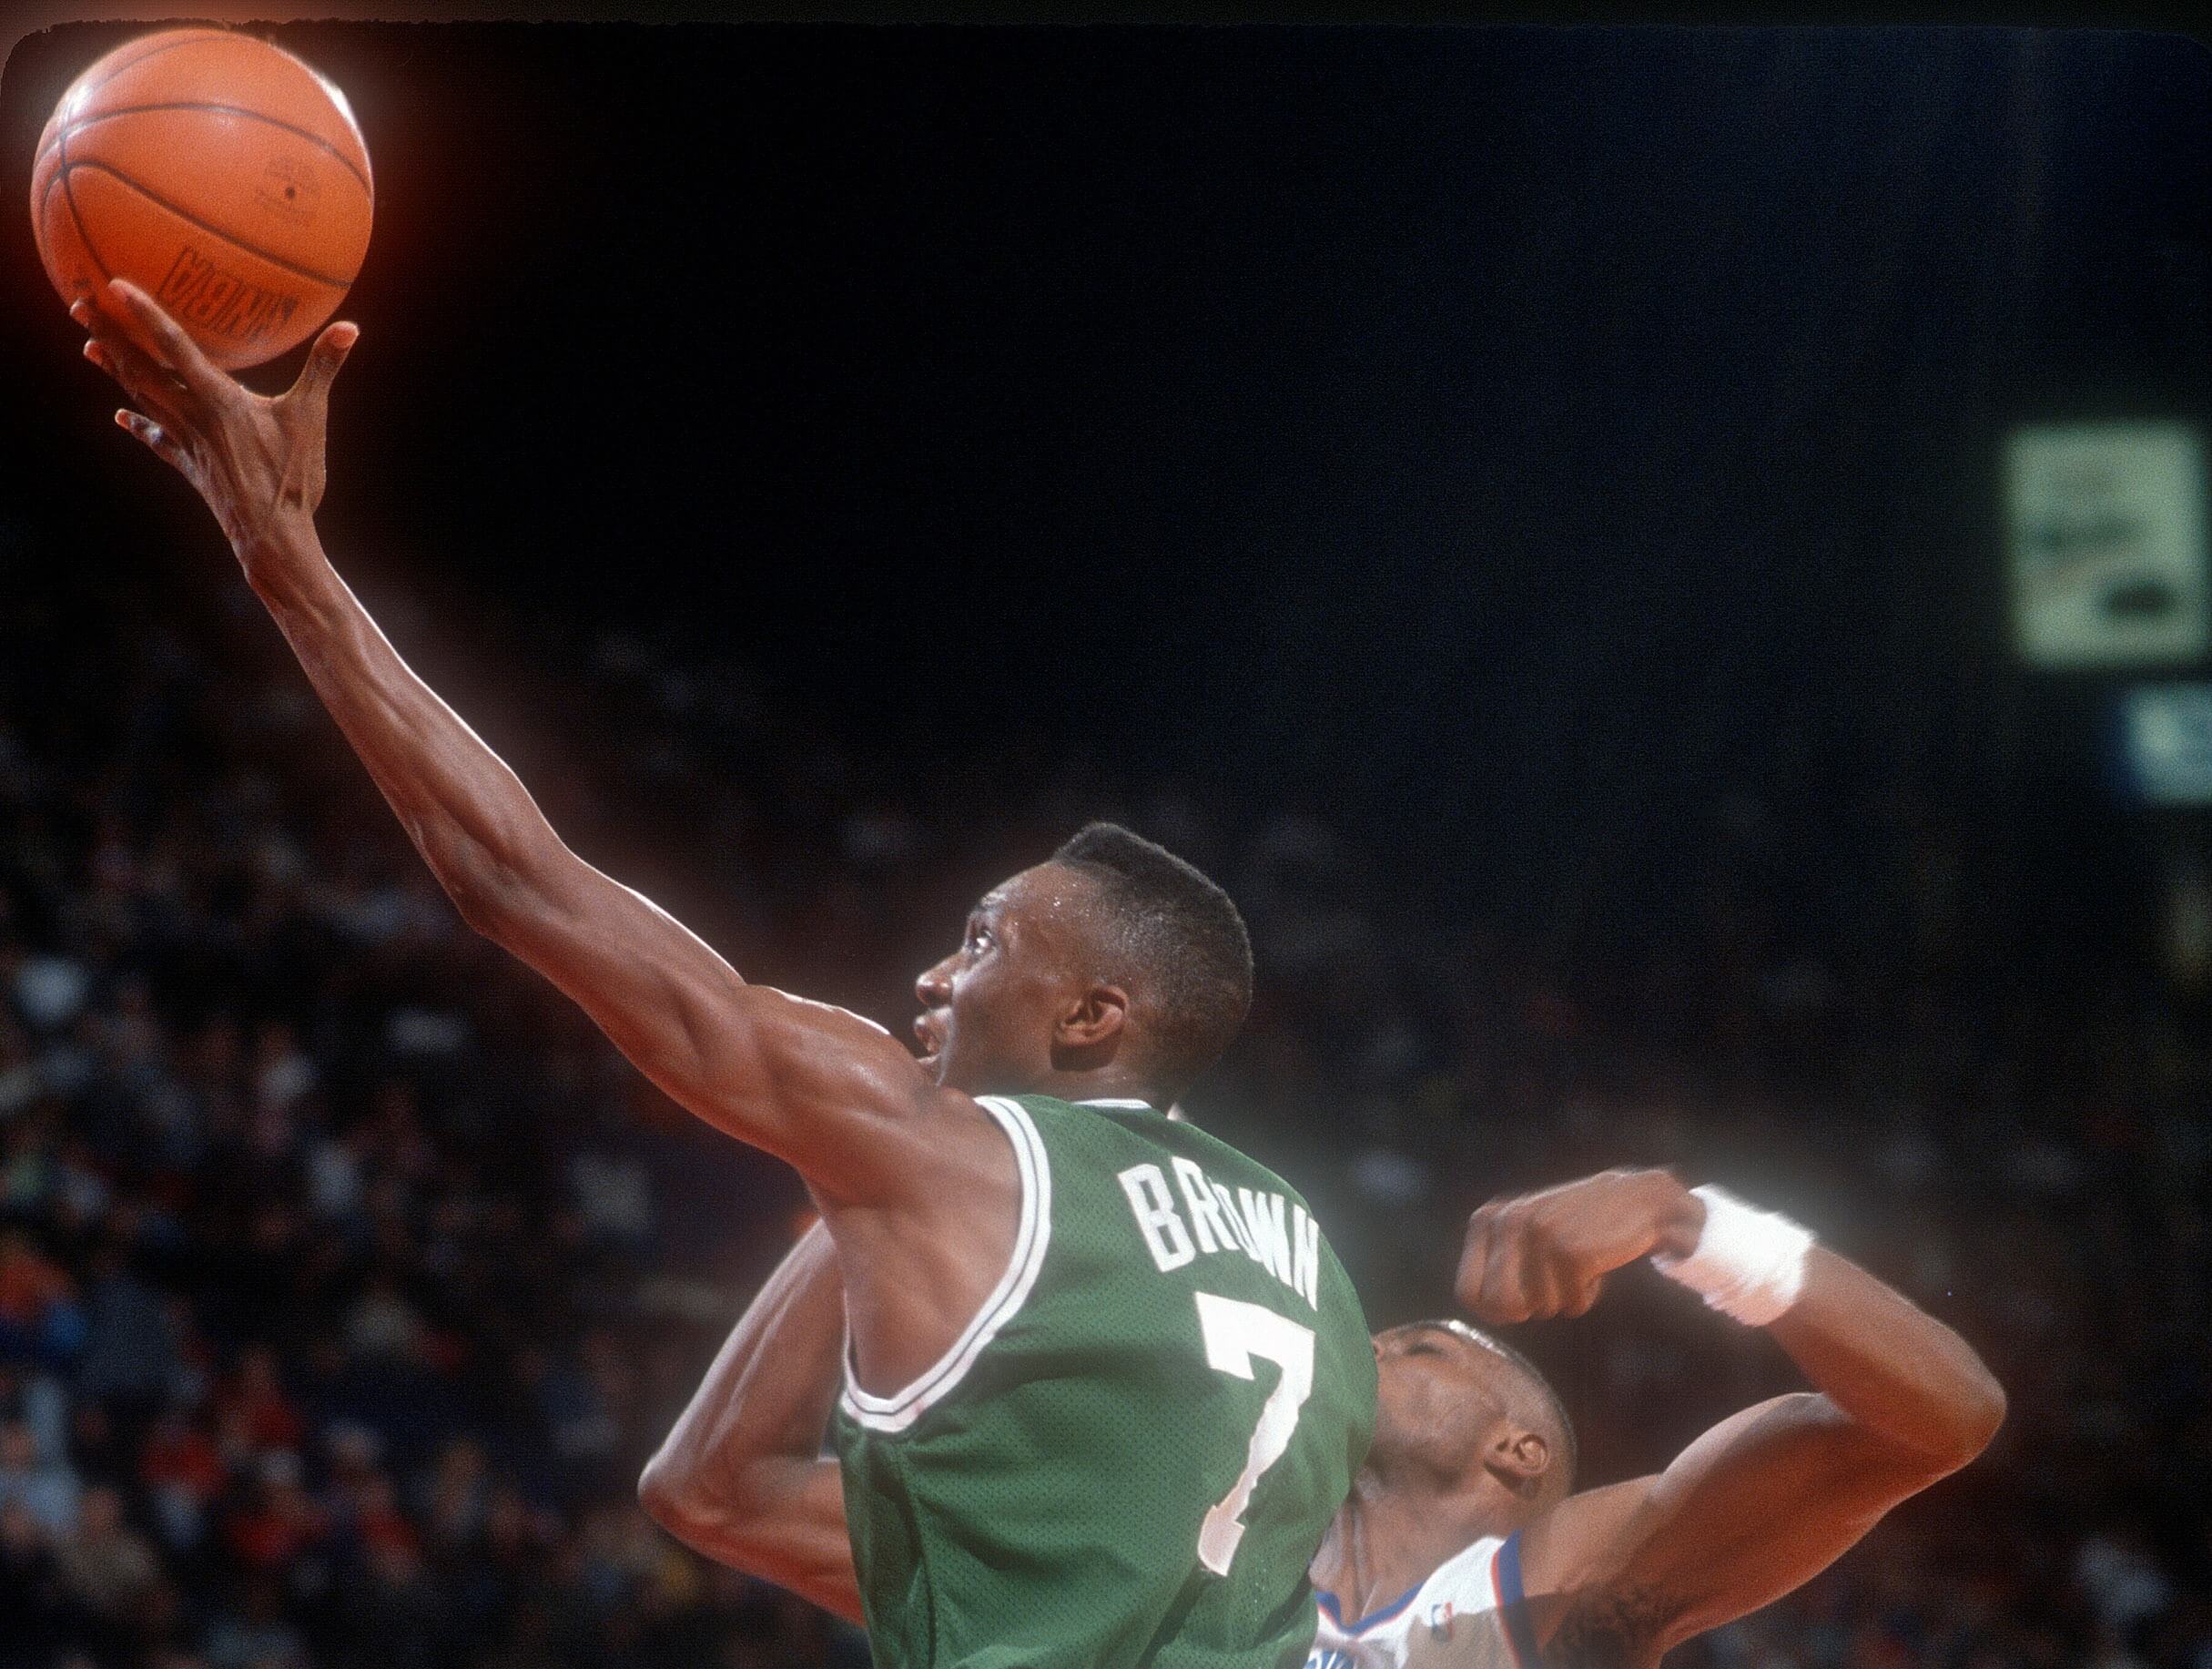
(1650, 1185, 1812, 1327)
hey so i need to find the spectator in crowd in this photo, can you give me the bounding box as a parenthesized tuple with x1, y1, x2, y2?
(0, 1418, 79, 1540)
(55, 1482, 165, 1643)
(0, 557, 2203, 1667)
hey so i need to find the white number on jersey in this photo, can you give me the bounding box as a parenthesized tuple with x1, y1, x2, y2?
(1193, 1290, 1316, 1575)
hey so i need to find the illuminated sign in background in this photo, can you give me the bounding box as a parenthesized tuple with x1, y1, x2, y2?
(2121, 684, 2212, 808)
(2008, 422, 2208, 670)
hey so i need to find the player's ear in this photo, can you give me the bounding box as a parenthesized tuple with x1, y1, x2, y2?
(1484, 1427, 1551, 1497)
(1057, 983, 1129, 1051)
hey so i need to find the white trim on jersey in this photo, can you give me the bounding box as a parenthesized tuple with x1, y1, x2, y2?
(1074, 1098, 1152, 1109)
(837, 1094, 1053, 1434)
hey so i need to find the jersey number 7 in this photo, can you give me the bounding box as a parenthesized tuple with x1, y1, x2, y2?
(1193, 1290, 1317, 1576)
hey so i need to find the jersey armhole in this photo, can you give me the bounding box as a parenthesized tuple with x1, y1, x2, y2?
(837, 1094, 1052, 1435)
(1492, 1532, 1546, 1669)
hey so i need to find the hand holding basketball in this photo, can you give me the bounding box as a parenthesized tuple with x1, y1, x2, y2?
(1456, 1167, 1704, 1324)
(77, 277, 358, 553)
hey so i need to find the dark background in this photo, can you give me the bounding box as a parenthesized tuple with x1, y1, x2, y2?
(7, 25, 2207, 925)
(1, 22, 2208, 1669)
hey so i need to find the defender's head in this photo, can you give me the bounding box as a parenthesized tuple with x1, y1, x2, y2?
(1367, 1320, 1576, 1527)
(911, 822, 1253, 1105)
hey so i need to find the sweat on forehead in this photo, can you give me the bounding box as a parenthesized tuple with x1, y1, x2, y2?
(981, 869, 1113, 945)
(999, 864, 1112, 917)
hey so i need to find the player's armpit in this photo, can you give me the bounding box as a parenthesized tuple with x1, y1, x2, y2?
(1540, 1582, 1673, 1669)
(1522, 1394, 1955, 1659)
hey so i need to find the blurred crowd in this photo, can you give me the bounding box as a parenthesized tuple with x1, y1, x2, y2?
(1, 545, 2207, 1669)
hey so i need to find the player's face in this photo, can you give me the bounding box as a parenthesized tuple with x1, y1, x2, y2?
(912, 864, 1095, 1095)
(1366, 1323, 1514, 1483)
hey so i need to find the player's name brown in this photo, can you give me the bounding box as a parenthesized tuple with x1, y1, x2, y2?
(1119, 1158, 1324, 1310)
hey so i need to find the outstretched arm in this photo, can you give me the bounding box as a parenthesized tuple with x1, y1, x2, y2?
(639, 1223, 860, 1623)
(71, 282, 1000, 1216)
(1459, 1169, 2005, 1664)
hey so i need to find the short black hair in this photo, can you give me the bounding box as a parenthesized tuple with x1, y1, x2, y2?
(1487, 1332, 1577, 1497)
(1425, 1321, 1578, 1499)
(1050, 822, 1254, 1099)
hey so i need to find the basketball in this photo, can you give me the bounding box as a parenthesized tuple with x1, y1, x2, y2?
(31, 28, 373, 370)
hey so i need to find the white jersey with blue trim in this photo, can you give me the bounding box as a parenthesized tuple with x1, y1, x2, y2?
(1307, 1531, 1542, 1668)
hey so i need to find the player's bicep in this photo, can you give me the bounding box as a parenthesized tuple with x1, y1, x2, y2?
(483, 847, 933, 1186)
(1543, 1394, 1952, 1655)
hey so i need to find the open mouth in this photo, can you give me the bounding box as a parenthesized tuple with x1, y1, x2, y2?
(912, 1014, 944, 1063)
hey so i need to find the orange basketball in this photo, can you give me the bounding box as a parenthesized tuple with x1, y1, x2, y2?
(31, 28, 373, 371)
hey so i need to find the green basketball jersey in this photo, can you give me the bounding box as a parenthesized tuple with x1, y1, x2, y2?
(831, 1094, 1376, 1669)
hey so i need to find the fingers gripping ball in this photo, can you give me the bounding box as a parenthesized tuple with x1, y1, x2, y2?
(32, 28, 373, 370)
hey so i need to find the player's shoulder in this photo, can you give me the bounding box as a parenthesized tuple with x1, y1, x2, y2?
(1426, 1534, 1518, 1613)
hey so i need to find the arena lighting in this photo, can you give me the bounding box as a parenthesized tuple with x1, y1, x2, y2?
(2119, 683, 2212, 808)
(2007, 421, 2208, 669)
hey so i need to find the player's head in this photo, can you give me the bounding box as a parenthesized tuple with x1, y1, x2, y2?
(911, 822, 1253, 1104)
(1365, 1320, 1577, 1526)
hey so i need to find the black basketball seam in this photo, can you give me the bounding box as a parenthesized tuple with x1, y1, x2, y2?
(56, 120, 114, 288)
(36, 168, 93, 290)
(46, 25, 239, 271)
(62, 159, 357, 289)
(80, 28, 230, 99)
(38, 103, 372, 198)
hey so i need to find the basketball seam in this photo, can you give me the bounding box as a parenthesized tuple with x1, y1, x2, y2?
(51, 27, 255, 294)
(81, 29, 230, 99)
(62, 160, 358, 290)
(36, 168, 89, 292)
(37, 103, 372, 197)
(56, 121, 114, 288)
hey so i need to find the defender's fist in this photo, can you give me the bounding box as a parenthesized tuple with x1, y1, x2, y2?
(1456, 1167, 1705, 1325)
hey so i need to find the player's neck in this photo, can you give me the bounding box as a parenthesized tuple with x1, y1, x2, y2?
(1027, 1066, 1166, 1108)
(1313, 1473, 1503, 1620)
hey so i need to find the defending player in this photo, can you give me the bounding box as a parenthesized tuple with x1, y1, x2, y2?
(72, 281, 1376, 1667)
(641, 1168, 2003, 1668)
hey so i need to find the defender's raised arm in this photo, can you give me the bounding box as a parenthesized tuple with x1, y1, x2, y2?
(1460, 1168, 2005, 1664)
(71, 280, 995, 1212)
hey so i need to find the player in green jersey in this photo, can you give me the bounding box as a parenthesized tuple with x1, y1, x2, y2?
(76, 280, 1375, 1669)
(828, 1084, 1374, 1666)
(646, 1169, 2004, 1669)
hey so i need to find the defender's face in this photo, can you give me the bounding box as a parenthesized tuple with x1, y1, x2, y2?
(1367, 1323, 1512, 1481)
(913, 864, 1093, 1095)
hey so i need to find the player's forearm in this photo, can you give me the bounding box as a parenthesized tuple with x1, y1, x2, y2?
(1766, 1248, 2005, 1471)
(642, 1440, 860, 1623)
(238, 517, 569, 932)
(645, 1225, 847, 1496)
(640, 1226, 860, 1618)
(1649, 1180, 2004, 1470)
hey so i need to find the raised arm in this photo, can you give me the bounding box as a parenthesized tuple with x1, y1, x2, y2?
(71, 282, 999, 1214)
(1458, 1169, 2005, 1664)
(639, 1223, 860, 1623)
